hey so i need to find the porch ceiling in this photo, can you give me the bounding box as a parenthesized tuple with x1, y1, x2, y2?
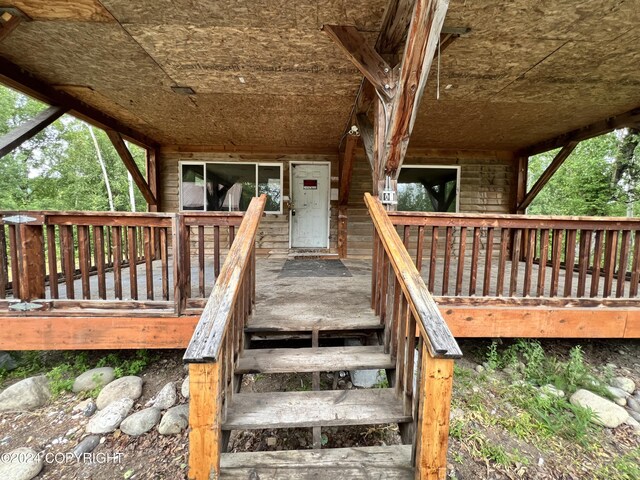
(0, 0, 638, 151)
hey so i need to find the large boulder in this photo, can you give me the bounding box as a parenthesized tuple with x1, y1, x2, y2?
(121, 407, 161, 436)
(570, 389, 629, 428)
(0, 376, 50, 412)
(181, 376, 189, 399)
(0, 447, 43, 480)
(96, 376, 143, 410)
(158, 404, 189, 435)
(86, 398, 133, 434)
(72, 367, 115, 393)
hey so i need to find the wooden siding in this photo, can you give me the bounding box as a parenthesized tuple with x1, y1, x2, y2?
(159, 150, 340, 256)
(347, 149, 515, 257)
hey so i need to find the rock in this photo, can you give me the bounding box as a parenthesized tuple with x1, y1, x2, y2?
(351, 369, 385, 388)
(0, 351, 17, 371)
(181, 376, 189, 399)
(0, 376, 51, 412)
(158, 404, 189, 435)
(475, 365, 485, 373)
(95, 376, 143, 410)
(86, 398, 133, 434)
(266, 437, 277, 447)
(121, 407, 161, 436)
(72, 435, 101, 456)
(72, 367, 115, 393)
(627, 396, 640, 414)
(628, 409, 640, 422)
(83, 401, 97, 417)
(614, 397, 627, 407)
(0, 447, 43, 480)
(73, 398, 93, 412)
(570, 389, 629, 428)
(540, 384, 565, 398)
(150, 382, 177, 410)
(606, 386, 629, 400)
(625, 416, 640, 435)
(450, 407, 464, 421)
(610, 377, 636, 394)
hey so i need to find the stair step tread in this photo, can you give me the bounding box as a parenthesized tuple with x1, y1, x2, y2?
(220, 445, 413, 479)
(237, 345, 394, 374)
(246, 314, 382, 333)
(223, 388, 410, 430)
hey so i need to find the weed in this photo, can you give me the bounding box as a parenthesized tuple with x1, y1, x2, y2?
(452, 451, 464, 464)
(46, 364, 75, 398)
(486, 341, 500, 371)
(373, 370, 389, 388)
(593, 447, 640, 480)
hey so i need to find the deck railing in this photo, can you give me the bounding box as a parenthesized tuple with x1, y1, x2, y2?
(387, 211, 640, 305)
(183, 195, 266, 480)
(365, 193, 462, 480)
(0, 210, 245, 315)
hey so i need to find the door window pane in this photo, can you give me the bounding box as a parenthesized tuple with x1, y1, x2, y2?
(181, 164, 205, 210)
(397, 167, 458, 212)
(258, 165, 282, 212)
(206, 163, 256, 212)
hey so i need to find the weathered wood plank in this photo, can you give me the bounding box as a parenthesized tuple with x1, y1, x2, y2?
(46, 225, 59, 299)
(223, 389, 411, 430)
(220, 445, 413, 480)
(236, 346, 395, 374)
(144, 227, 154, 300)
(616, 230, 631, 298)
(127, 226, 138, 300)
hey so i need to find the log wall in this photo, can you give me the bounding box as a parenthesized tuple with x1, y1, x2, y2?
(347, 149, 515, 257)
(159, 149, 340, 256)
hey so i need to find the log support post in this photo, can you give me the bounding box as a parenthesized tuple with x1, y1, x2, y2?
(188, 362, 222, 480)
(338, 133, 359, 258)
(415, 346, 454, 480)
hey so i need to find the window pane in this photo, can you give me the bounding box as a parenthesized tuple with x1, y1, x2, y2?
(181, 164, 205, 211)
(258, 165, 282, 212)
(397, 167, 457, 212)
(206, 163, 256, 212)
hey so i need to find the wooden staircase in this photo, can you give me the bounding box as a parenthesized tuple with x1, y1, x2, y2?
(184, 195, 462, 480)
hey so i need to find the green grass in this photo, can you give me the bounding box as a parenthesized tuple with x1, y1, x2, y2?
(593, 447, 640, 480)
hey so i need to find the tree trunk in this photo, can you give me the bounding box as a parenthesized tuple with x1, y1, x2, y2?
(87, 124, 115, 212)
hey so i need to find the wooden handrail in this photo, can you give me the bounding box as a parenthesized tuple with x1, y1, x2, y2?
(365, 193, 461, 358)
(388, 211, 640, 230)
(184, 195, 266, 362)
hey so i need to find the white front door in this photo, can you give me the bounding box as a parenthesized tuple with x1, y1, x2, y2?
(291, 163, 329, 248)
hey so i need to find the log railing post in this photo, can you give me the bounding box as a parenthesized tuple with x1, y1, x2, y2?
(172, 214, 184, 315)
(415, 345, 455, 480)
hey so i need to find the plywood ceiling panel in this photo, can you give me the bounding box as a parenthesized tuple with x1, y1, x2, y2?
(0, 1, 637, 151)
(100, 0, 388, 30)
(123, 24, 364, 95)
(0, 0, 113, 22)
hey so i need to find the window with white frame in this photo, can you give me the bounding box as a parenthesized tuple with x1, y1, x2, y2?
(180, 162, 282, 213)
(397, 166, 459, 212)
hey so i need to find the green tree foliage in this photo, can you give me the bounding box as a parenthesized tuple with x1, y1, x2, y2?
(527, 133, 630, 217)
(0, 85, 146, 211)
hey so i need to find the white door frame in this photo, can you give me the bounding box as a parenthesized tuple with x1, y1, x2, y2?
(289, 161, 331, 249)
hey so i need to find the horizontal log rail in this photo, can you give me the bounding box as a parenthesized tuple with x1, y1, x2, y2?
(0, 210, 246, 315)
(183, 195, 266, 480)
(387, 211, 640, 302)
(365, 193, 461, 480)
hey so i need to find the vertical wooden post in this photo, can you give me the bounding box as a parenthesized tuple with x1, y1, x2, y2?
(188, 362, 222, 480)
(146, 147, 160, 212)
(18, 224, 46, 301)
(512, 155, 528, 214)
(338, 206, 348, 258)
(172, 214, 184, 315)
(415, 347, 454, 480)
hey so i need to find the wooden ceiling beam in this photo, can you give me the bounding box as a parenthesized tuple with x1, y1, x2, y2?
(518, 141, 578, 212)
(0, 105, 67, 158)
(106, 130, 157, 206)
(0, 12, 21, 42)
(376, 0, 417, 56)
(521, 106, 640, 157)
(322, 25, 395, 98)
(0, 56, 159, 149)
